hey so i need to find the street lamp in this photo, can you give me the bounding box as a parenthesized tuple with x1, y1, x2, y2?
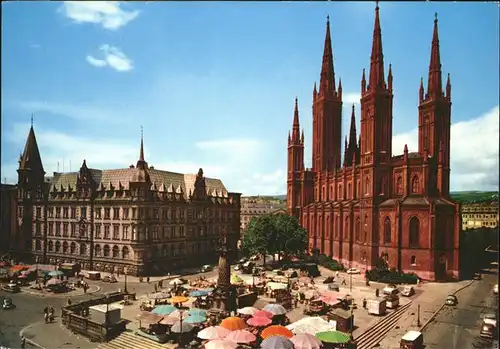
(123, 267, 128, 294)
(178, 309, 185, 347)
(417, 304, 421, 327)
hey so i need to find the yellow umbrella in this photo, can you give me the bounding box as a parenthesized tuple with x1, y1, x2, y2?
(169, 296, 190, 304)
(231, 274, 243, 284)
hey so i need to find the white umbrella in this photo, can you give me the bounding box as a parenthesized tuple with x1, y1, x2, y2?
(171, 321, 193, 333)
(290, 333, 323, 349)
(197, 326, 231, 340)
(263, 303, 287, 316)
(305, 289, 321, 300)
(205, 339, 238, 349)
(286, 316, 336, 335)
(169, 278, 184, 286)
(237, 307, 258, 316)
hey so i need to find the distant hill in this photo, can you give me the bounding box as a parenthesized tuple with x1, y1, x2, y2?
(268, 191, 498, 204)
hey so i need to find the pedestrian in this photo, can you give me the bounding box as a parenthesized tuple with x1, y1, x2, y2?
(335, 271, 339, 278)
(362, 298, 367, 309)
(341, 278, 347, 286)
(67, 298, 72, 306)
(154, 284, 158, 293)
(159, 280, 163, 288)
(147, 277, 150, 284)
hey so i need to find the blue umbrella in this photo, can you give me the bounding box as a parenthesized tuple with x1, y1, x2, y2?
(48, 270, 64, 277)
(183, 314, 207, 324)
(202, 287, 215, 293)
(190, 290, 209, 297)
(152, 305, 177, 316)
(189, 308, 208, 317)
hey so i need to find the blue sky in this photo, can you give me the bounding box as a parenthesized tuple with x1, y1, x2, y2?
(1, 1, 498, 195)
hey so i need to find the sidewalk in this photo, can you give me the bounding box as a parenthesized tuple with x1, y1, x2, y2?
(21, 284, 101, 298)
(20, 321, 96, 349)
(80, 267, 202, 284)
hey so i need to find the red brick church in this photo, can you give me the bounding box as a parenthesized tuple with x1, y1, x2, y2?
(287, 5, 460, 281)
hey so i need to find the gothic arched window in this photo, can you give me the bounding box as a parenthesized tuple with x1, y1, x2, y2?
(409, 216, 420, 247)
(396, 176, 403, 195)
(345, 217, 349, 239)
(335, 216, 339, 239)
(411, 175, 420, 194)
(364, 214, 370, 242)
(80, 243, 86, 255)
(355, 217, 361, 241)
(70, 242, 76, 254)
(384, 217, 391, 244)
(365, 177, 370, 195)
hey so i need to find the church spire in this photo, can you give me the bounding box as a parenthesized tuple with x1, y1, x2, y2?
(368, 2, 386, 92)
(291, 97, 301, 143)
(19, 122, 44, 174)
(319, 15, 336, 97)
(426, 12, 443, 100)
(346, 104, 358, 165)
(136, 126, 148, 169)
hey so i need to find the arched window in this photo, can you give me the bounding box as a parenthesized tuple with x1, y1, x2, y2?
(112, 245, 120, 258)
(48, 240, 54, 252)
(396, 176, 403, 195)
(365, 176, 370, 195)
(122, 246, 129, 259)
(163, 245, 168, 257)
(35, 240, 41, 251)
(364, 214, 369, 242)
(355, 217, 361, 241)
(94, 245, 101, 257)
(80, 243, 86, 255)
(411, 176, 420, 194)
(409, 216, 420, 247)
(55, 241, 61, 253)
(344, 217, 349, 239)
(384, 217, 391, 244)
(63, 242, 68, 253)
(70, 242, 76, 254)
(103, 245, 110, 257)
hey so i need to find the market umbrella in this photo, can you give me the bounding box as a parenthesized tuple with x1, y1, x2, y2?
(305, 289, 321, 300)
(263, 303, 287, 316)
(190, 290, 209, 297)
(315, 330, 351, 344)
(261, 335, 294, 349)
(46, 278, 63, 286)
(253, 310, 273, 319)
(151, 305, 177, 316)
(184, 314, 207, 324)
(189, 308, 208, 317)
(231, 274, 243, 284)
(171, 321, 194, 333)
(18, 275, 27, 279)
(261, 325, 293, 339)
(202, 287, 215, 292)
(48, 270, 64, 277)
(150, 292, 170, 300)
(197, 326, 231, 340)
(225, 329, 256, 344)
(319, 295, 340, 306)
(169, 296, 190, 304)
(220, 316, 248, 331)
(169, 278, 185, 286)
(159, 316, 177, 326)
(290, 333, 323, 349)
(247, 316, 272, 327)
(169, 310, 188, 320)
(286, 317, 335, 335)
(237, 306, 259, 316)
(205, 339, 238, 349)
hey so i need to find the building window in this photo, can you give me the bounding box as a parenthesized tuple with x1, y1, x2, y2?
(63, 223, 69, 237)
(48, 207, 53, 218)
(411, 255, 417, 266)
(70, 208, 76, 218)
(56, 207, 61, 218)
(113, 207, 120, 219)
(132, 208, 137, 219)
(103, 245, 110, 257)
(152, 226, 158, 240)
(179, 226, 185, 237)
(123, 208, 129, 219)
(409, 216, 420, 247)
(48, 240, 54, 252)
(365, 176, 370, 195)
(95, 208, 102, 219)
(80, 207, 87, 219)
(55, 241, 61, 253)
(122, 246, 129, 259)
(355, 217, 361, 241)
(36, 207, 41, 218)
(48, 224, 54, 236)
(104, 208, 111, 219)
(70, 242, 76, 254)
(154, 209, 159, 219)
(80, 244, 86, 255)
(123, 226, 129, 240)
(94, 245, 101, 257)
(113, 225, 119, 240)
(95, 225, 101, 239)
(63, 207, 69, 218)
(384, 217, 391, 244)
(396, 176, 403, 195)
(63, 242, 68, 253)
(70, 223, 76, 237)
(55, 223, 61, 236)
(104, 225, 110, 239)
(411, 175, 420, 194)
(112, 245, 120, 258)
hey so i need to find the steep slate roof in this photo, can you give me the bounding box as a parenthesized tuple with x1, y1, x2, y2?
(20, 126, 45, 173)
(47, 167, 228, 199)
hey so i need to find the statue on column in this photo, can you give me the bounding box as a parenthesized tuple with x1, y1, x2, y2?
(215, 234, 237, 313)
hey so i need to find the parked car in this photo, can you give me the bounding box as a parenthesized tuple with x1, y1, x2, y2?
(445, 294, 458, 306)
(1, 297, 15, 310)
(346, 268, 361, 275)
(102, 275, 117, 283)
(493, 284, 498, 295)
(401, 286, 415, 297)
(383, 284, 399, 295)
(1, 283, 20, 293)
(200, 265, 214, 273)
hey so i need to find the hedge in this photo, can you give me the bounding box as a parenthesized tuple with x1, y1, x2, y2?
(315, 254, 346, 271)
(367, 268, 420, 284)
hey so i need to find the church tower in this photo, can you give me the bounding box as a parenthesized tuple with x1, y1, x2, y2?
(312, 16, 343, 173)
(17, 121, 46, 255)
(287, 98, 305, 219)
(418, 14, 452, 197)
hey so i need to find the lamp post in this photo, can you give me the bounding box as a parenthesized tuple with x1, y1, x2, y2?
(105, 295, 109, 327)
(417, 304, 421, 327)
(179, 309, 185, 348)
(123, 267, 128, 294)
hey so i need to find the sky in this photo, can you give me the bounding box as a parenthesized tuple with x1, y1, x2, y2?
(1, 1, 499, 196)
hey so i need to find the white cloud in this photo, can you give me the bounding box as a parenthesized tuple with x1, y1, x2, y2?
(343, 92, 361, 106)
(59, 1, 139, 31)
(86, 45, 133, 72)
(2, 107, 498, 195)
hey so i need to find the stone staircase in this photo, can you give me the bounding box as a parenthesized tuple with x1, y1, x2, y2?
(96, 331, 174, 349)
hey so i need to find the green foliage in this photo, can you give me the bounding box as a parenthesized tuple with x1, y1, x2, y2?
(315, 254, 345, 271)
(241, 214, 307, 259)
(367, 269, 419, 284)
(459, 227, 498, 278)
(451, 191, 498, 204)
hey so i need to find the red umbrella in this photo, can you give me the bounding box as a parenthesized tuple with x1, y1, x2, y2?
(247, 316, 271, 327)
(254, 310, 273, 319)
(225, 329, 256, 344)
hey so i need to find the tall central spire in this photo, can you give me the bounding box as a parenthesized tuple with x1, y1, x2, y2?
(136, 126, 148, 169)
(292, 97, 301, 142)
(427, 13, 443, 100)
(368, 2, 386, 92)
(319, 15, 336, 97)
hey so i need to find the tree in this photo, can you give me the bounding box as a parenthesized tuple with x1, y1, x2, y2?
(241, 213, 307, 265)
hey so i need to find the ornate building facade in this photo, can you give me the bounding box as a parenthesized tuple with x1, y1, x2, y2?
(1, 184, 17, 255)
(287, 6, 460, 281)
(16, 128, 241, 276)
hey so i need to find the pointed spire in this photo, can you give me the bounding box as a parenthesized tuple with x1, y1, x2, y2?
(301, 129, 305, 144)
(368, 2, 386, 92)
(31, 113, 34, 127)
(388, 63, 393, 91)
(361, 68, 366, 94)
(313, 81, 317, 101)
(348, 104, 357, 151)
(343, 136, 348, 167)
(427, 12, 443, 100)
(338, 78, 343, 99)
(19, 122, 45, 174)
(419, 77, 425, 103)
(446, 73, 451, 99)
(136, 126, 148, 169)
(291, 98, 301, 143)
(319, 15, 336, 97)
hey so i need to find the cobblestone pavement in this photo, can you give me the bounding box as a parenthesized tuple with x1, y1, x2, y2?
(21, 321, 97, 349)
